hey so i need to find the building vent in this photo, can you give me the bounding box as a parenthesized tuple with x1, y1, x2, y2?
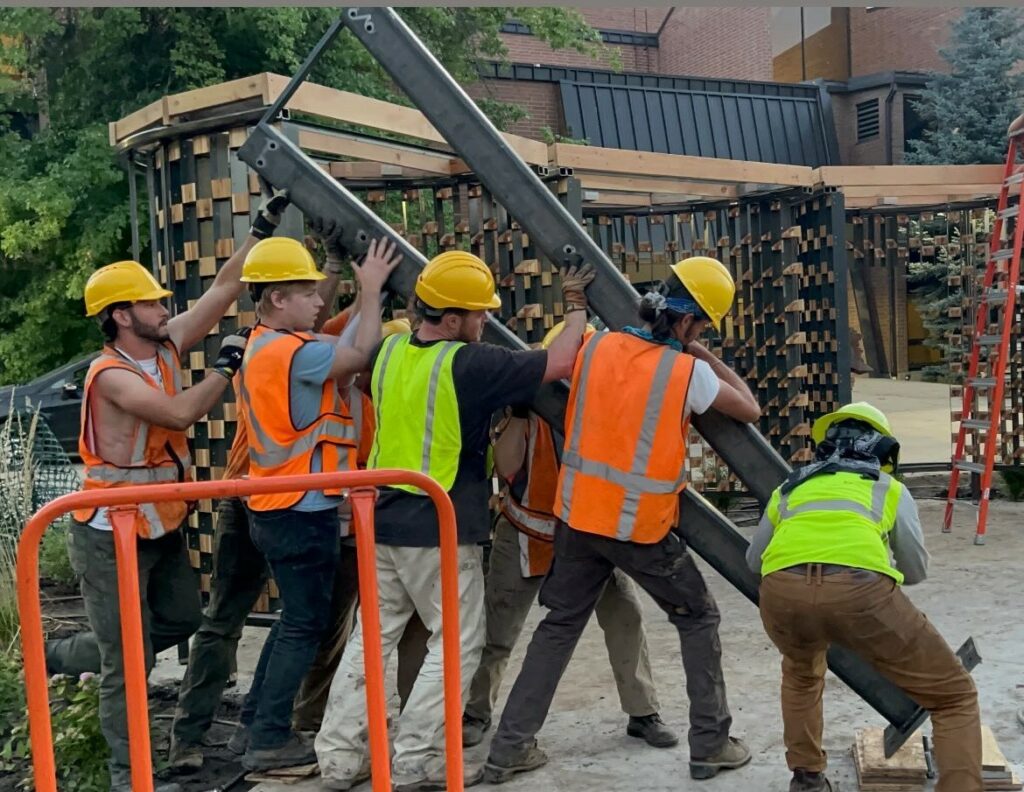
(857, 99, 880, 141)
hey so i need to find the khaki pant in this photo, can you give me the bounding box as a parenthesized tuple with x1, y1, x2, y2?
(315, 544, 485, 787)
(465, 516, 658, 724)
(759, 568, 982, 792)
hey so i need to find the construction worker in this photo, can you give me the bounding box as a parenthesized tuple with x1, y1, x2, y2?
(462, 320, 677, 751)
(746, 402, 982, 792)
(234, 233, 402, 772)
(485, 256, 761, 784)
(315, 252, 595, 791)
(168, 220, 377, 770)
(43, 189, 291, 792)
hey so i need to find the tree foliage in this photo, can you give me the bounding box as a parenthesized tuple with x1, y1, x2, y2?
(906, 8, 1024, 165)
(0, 8, 610, 383)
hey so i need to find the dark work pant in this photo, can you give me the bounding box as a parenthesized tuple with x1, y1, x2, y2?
(172, 498, 271, 746)
(46, 521, 202, 770)
(490, 522, 732, 759)
(242, 506, 341, 750)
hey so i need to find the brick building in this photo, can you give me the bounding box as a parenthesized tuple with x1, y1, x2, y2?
(468, 7, 993, 166)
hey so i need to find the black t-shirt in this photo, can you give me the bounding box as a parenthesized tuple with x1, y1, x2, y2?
(371, 337, 548, 547)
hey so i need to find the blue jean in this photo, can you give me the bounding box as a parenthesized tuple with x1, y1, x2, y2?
(242, 506, 341, 750)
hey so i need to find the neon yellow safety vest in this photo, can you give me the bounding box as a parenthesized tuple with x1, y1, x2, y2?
(369, 333, 464, 493)
(759, 470, 905, 583)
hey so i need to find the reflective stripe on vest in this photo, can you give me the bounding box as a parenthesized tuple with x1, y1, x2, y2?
(503, 414, 559, 540)
(557, 333, 692, 543)
(760, 471, 904, 583)
(73, 343, 192, 538)
(238, 325, 357, 511)
(369, 334, 463, 493)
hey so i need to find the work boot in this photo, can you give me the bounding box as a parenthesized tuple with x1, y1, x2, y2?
(483, 740, 548, 784)
(462, 714, 491, 747)
(241, 733, 317, 772)
(226, 724, 250, 755)
(790, 768, 833, 792)
(167, 735, 204, 772)
(626, 713, 679, 748)
(393, 765, 485, 792)
(110, 766, 182, 792)
(689, 736, 752, 780)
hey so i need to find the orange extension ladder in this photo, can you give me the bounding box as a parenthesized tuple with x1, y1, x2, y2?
(17, 470, 465, 792)
(944, 127, 1024, 544)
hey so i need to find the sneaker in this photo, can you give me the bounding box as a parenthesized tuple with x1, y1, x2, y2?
(393, 765, 485, 792)
(483, 741, 548, 785)
(462, 714, 491, 747)
(226, 724, 250, 755)
(167, 736, 204, 772)
(790, 769, 833, 792)
(323, 765, 372, 790)
(689, 736, 752, 780)
(626, 713, 679, 748)
(241, 733, 317, 772)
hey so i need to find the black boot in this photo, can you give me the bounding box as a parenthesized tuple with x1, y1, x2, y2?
(626, 713, 679, 748)
(790, 768, 833, 792)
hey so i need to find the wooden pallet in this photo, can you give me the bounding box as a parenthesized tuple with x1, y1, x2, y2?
(982, 724, 1023, 790)
(852, 727, 926, 791)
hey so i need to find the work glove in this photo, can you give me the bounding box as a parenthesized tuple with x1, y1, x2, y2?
(212, 327, 252, 380)
(559, 254, 596, 314)
(310, 217, 347, 274)
(250, 178, 291, 240)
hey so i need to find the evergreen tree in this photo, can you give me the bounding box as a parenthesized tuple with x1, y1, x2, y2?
(0, 8, 611, 383)
(906, 7, 1024, 165)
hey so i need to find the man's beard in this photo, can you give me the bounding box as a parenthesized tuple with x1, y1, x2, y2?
(129, 310, 168, 343)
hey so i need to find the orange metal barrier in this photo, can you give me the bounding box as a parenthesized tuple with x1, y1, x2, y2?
(17, 470, 464, 792)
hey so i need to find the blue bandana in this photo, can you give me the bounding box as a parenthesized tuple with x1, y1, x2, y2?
(622, 326, 684, 353)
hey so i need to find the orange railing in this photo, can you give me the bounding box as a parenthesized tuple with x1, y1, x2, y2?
(17, 470, 464, 792)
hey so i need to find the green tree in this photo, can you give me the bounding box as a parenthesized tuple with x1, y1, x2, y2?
(0, 8, 611, 383)
(906, 7, 1024, 165)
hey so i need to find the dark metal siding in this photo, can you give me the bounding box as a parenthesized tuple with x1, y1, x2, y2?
(560, 82, 832, 166)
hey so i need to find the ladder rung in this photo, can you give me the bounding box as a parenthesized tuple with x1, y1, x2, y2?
(998, 205, 1020, 220)
(968, 377, 998, 388)
(976, 334, 1004, 346)
(954, 460, 986, 475)
(991, 247, 1016, 262)
(961, 418, 991, 430)
(983, 286, 1024, 304)
(1006, 171, 1024, 187)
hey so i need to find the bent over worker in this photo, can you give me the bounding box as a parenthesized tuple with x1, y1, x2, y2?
(462, 320, 677, 751)
(486, 256, 761, 784)
(234, 235, 401, 773)
(746, 403, 982, 792)
(43, 188, 291, 792)
(315, 251, 595, 791)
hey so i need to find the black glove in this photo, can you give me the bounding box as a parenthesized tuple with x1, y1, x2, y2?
(250, 178, 291, 240)
(212, 328, 250, 380)
(310, 217, 347, 273)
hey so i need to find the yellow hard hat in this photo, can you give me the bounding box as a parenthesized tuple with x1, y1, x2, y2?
(382, 317, 412, 338)
(241, 237, 325, 284)
(541, 320, 596, 349)
(668, 256, 735, 329)
(414, 250, 501, 311)
(84, 261, 172, 317)
(812, 402, 894, 445)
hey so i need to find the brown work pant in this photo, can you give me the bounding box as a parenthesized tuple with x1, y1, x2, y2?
(759, 568, 982, 792)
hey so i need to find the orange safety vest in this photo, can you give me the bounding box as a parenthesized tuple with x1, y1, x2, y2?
(339, 386, 376, 539)
(72, 344, 192, 538)
(555, 332, 694, 544)
(500, 413, 560, 576)
(237, 325, 358, 512)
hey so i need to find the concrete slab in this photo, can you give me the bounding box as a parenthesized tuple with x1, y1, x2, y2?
(223, 500, 1024, 792)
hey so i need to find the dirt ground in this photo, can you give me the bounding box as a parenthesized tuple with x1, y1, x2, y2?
(142, 498, 1024, 792)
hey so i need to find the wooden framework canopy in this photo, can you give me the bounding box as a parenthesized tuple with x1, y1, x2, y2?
(111, 72, 1006, 210)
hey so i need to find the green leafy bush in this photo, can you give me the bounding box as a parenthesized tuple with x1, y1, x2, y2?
(39, 522, 76, 588)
